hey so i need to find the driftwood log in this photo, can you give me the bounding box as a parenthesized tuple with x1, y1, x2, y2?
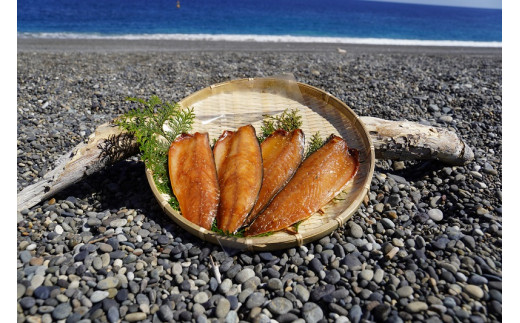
(17, 117, 473, 212)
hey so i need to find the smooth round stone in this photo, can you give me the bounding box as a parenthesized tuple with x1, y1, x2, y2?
(219, 278, 232, 294)
(324, 270, 341, 285)
(101, 253, 111, 267)
(17, 284, 26, 298)
(30, 257, 44, 266)
(373, 269, 384, 284)
(92, 256, 103, 270)
(158, 305, 174, 321)
(19, 250, 32, 263)
(348, 304, 362, 323)
(33, 286, 51, 300)
(397, 286, 414, 298)
(98, 243, 114, 253)
(267, 297, 293, 315)
(293, 284, 310, 302)
(464, 284, 484, 299)
(278, 313, 299, 323)
(381, 218, 395, 229)
(302, 302, 324, 323)
(194, 292, 209, 304)
(216, 298, 231, 318)
(110, 219, 127, 228)
(31, 274, 45, 289)
(246, 292, 265, 309)
(19, 297, 36, 309)
(224, 311, 238, 323)
(235, 268, 255, 284)
(97, 277, 119, 290)
(309, 258, 323, 273)
(125, 312, 147, 322)
(428, 209, 444, 221)
(348, 222, 363, 238)
(188, 303, 203, 316)
(227, 295, 239, 310)
(372, 304, 392, 321)
(461, 236, 476, 250)
(116, 289, 129, 302)
(359, 269, 374, 281)
(405, 301, 428, 313)
(55, 225, 64, 234)
(107, 306, 119, 323)
(311, 284, 335, 302)
(172, 263, 183, 275)
(468, 275, 488, 285)
(267, 278, 283, 291)
(52, 303, 72, 320)
(136, 294, 150, 306)
(90, 290, 109, 303)
(343, 254, 362, 271)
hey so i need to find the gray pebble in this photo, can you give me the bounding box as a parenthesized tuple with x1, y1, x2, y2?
(216, 297, 231, 318)
(428, 208, 444, 221)
(397, 286, 413, 298)
(52, 303, 72, 320)
(194, 291, 209, 304)
(405, 301, 428, 313)
(302, 302, 324, 323)
(267, 297, 293, 315)
(90, 291, 109, 303)
(235, 268, 255, 284)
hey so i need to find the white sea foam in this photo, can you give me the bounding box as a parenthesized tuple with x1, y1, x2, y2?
(18, 32, 502, 48)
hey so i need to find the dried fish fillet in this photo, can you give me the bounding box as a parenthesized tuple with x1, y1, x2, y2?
(247, 129, 305, 225)
(214, 124, 263, 233)
(245, 135, 359, 236)
(168, 132, 220, 230)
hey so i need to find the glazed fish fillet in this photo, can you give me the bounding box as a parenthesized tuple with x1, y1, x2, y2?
(245, 135, 359, 236)
(214, 124, 263, 233)
(168, 132, 220, 230)
(247, 129, 305, 225)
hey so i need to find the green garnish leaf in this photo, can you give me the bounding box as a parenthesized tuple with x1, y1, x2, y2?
(293, 221, 303, 232)
(259, 108, 303, 142)
(114, 95, 196, 211)
(305, 131, 325, 158)
(254, 231, 274, 237)
(210, 219, 245, 237)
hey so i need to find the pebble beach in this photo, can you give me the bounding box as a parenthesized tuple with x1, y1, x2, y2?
(17, 39, 502, 323)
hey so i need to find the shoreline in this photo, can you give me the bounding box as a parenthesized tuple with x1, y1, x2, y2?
(17, 38, 502, 55)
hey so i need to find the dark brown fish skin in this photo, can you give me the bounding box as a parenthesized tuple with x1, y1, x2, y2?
(213, 124, 263, 234)
(168, 132, 220, 230)
(245, 135, 359, 237)
(247, 129, 305, 225)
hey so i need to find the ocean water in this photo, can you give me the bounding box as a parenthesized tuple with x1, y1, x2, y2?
(17, 0, 502, 46)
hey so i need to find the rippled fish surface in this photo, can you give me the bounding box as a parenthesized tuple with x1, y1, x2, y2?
(213, 124, 263, 233)
(168, 132, 220, 230)
(247, 129, 305, 225)
(245, 135, 359, 236)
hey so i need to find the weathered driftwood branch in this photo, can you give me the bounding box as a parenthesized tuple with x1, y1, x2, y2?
(17, 122, 139, 212)
(361, 117, 474, 166)
(17, 117, 474, 212)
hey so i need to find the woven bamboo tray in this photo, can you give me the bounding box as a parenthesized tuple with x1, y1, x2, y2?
(145, 77, 375, 251)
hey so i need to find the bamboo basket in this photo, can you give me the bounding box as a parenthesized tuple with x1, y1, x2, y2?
(145, 77, 375, 251)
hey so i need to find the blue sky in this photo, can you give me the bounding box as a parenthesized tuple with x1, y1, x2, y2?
(366, 0, 502, 9)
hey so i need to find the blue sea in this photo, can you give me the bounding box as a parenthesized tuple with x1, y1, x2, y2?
(17, 0, 502, 47)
